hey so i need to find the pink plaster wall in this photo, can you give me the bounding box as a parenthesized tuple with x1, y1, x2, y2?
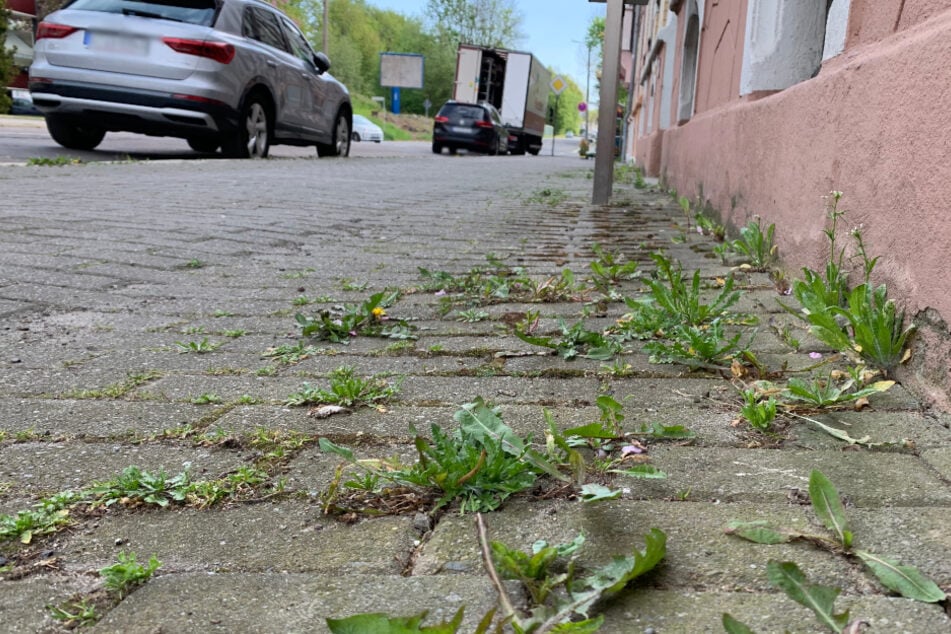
(694, 0, 746, 114)
(848, 0, 951, 47)
(654, 9, 951, 407)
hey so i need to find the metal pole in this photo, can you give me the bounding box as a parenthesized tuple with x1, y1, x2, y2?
(592, 0, 624, 205)
(551, 94, 559, 157)
(322, 0, 329, 54)
(585, 44, 591, 139)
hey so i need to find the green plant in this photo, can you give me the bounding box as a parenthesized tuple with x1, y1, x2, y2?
(88, 466, 191, 508)
(0, 505, 72, 544)
(588, 243, 638, 295)
(174, 338, 221, 353)
(184, 258, 205, 269)
(285, 366, 401, 407)
(321, 398, 563, 514)
(340, 278, 369, 291)
(645, 253, 742, 327)
(839, 283, 915, 375)
(727, 470, 945, 604)
(783, 371, 893, 408)
(295, 290, 413, 343)
(739, 389, 777, 431)
(694, 212, 725, 240)
(729, 218, 778, 269)
(212, 309, 233, 318)
(456, 308, 490, 323)
(263, 342, 321, 365)
(99, 551, 161, 598)
(514, 318, 620, 361)
(191, 392, 223, 405)
(222, 329, 246, 338)
(644, 319, 750, 367)
(26, 155, 83, 166)
(48, 599, 100, 627)
(527, 187, 568, 206)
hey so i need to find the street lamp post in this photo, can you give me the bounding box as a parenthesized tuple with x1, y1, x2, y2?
(572, 38, 593, 139)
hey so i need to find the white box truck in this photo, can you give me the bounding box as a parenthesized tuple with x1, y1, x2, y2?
(453, 44, 551, 155)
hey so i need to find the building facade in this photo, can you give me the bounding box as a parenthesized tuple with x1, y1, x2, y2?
(4, 0, 36, 89)
(626, 0, 951, 408)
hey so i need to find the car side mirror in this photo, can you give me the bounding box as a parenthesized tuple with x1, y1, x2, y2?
(313, 52, 331, 74)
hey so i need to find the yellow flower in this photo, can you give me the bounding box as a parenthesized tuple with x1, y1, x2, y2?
(371, 307, 386, 319)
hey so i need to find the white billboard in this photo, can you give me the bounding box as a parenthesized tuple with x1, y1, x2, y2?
(380, 53, 425, 89)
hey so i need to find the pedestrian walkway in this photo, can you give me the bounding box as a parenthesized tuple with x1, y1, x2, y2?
(0, 154, 948, 633)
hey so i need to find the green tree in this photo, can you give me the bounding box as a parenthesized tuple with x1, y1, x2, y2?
(0, 7, 14, 114)
(425, 0, 522, 49)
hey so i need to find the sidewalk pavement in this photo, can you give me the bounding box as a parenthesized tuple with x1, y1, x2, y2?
(0, 153, 949, 633)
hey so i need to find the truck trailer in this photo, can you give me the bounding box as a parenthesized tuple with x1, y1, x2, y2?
(453, 44, 551, 155)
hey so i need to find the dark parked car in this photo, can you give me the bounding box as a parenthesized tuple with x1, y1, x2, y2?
(432, 101, 508, 155)
(29, 0, 352, 158)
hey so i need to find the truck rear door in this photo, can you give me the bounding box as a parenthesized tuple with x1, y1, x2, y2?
(454, 46, 482, 103)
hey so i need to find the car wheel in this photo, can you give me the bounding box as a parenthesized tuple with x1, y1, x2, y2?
(317, 110, 351, 157)
(490, 135, 500, 156)
(351, 131, 361, 142)
(223, 96, 270, 158)
(45, 116, 105, 151)
(187, 137, 219, 153)
(448, 147, 458, 155)
(432, 142, 442, 154)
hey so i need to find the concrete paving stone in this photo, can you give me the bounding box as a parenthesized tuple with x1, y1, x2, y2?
(0, 398, 206, 438)
(80, 350, 274, 375)
(415, 499, 868, 593)
(92, 572, 506, 634)
(106, 281, 298, 302)
(597, 589, 951, 633)
(632, 446, 951, 506)
(287, 353, 488, 378)
(922, 446, 951, 480)
(57, 501, 415, 575)
(0, 441, 248, 497)
(849, 506, 951, 586)
(130, 374, 305, 403)
(0, 574, 101, 634)
(788, 410, 951, 450)
(0, 264, 123, 291)
(102, 295, 289, 318)
(0, 283, 144, 313)
(397, 375, 604, 406)
(0, 366, 139, 398)
(283, 445, 419, 495)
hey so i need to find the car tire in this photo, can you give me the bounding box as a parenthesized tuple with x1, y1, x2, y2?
(187, 137, 219, 153)
(351, 132, 361, 142)
(45, 116, 105, 151)
(432, 142, 442, 154)
(490, 135, 500, 156)
(317, 110, 351, 157)
(223, 96, 270, 158)
(448, 147, 458, 155)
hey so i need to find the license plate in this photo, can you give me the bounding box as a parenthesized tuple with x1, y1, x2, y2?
(83, 31, 149, 56)
(451, 126, 470, 133)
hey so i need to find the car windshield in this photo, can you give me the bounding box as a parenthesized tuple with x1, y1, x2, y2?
(66, 0, 217, 26)
(442, 105, 484, 120)
(353, 115, 370, 124)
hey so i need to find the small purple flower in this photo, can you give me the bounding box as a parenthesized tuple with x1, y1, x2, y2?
(434, 290, 447, 297)
(621, 445, 644, 457)
(809, 352, 822, 360)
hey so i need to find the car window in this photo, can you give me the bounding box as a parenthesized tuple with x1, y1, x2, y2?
(67, 0, 217, 26)
(279, 17, 315, 67)
(244, 6, 287, 53)
(442, 105, 484, 120)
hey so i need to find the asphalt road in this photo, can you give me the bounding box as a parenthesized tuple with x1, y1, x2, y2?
(0, 114, 585, 163)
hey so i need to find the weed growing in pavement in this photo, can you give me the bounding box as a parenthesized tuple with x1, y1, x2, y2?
(782, 371, 893, 408)
(727, 218, 778, 269)
(88, 467, 192, 508)
(644, 319, 750, 368)
(184, 258, 205, 269)
(694, 212, 726, 241)
(284, 366, 402, 407)
(295, 290, 414, 344)
(588, 242, 639, 296)
(212, 309, 233, 318)
(27, 156, 83, 166)
(340, 278, 369, 292)
(221, 329, 246, 338)
(785, 192, 915, 376)
(527, 187, 568, 206)
(0, 504, 72, 544)
(99, 551, 161, 598)
(48, 599, 100, 628)
(320, 398, 564, 514)
(725, 470, 945, 632)
(263, 342, 321, 365)
(739, 388, 777, 431)
(181, 325, 206, 335)
(515, 318, 621, 361)
(644, 253, 743, 328)
(62, 371, 161, 400)
(455, 308, 490, 322)
(174, 338, 221, 353)
(327, 521, 667, 634)
(191, 393, 223, 405)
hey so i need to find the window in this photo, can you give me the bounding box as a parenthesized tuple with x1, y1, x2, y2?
(678, 12, 699, 123)
(280, 17, 314, 66)
(244, 6, 287, 53)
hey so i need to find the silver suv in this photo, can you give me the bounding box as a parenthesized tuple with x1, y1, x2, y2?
(29, 0, 352, 158)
